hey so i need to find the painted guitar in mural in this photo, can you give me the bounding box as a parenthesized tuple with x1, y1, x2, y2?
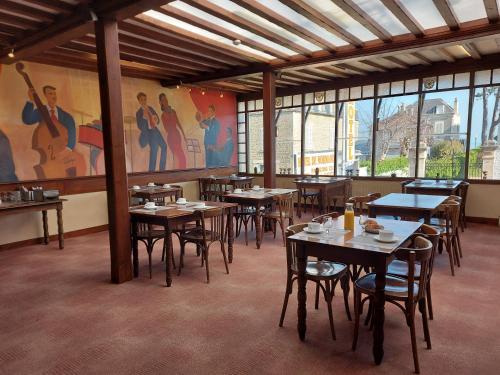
(16, 63, 86, 179)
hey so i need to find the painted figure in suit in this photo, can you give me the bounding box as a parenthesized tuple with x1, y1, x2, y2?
(196, 104, 220, 168)
(21, 85, 76, 150)
(159, 93, 187, 169)
(0, 129, 18, 182)
(136, 92, 167, 172)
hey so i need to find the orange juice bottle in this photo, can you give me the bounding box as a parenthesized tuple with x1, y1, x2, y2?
(344, 202, 355, 231)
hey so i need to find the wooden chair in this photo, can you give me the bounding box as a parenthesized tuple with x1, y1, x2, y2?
(458, 181, 469, 231)
(177, 207, 229, 283)
(401, 179, 414, 193)
(234, 204, 257, 246)
(262, 192, 294, 246)
(353, 236, 433, 374)
(387, 224, 440, 320)
(199, 177, 228, 202)
(433, 200, 462, 276)
(279, 223, 351, 340)
(298, 186, 321, 216)
(347, 193, 381, 215)
(312, 211, 340, 224)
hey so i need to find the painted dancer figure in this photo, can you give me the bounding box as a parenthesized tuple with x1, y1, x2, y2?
(136, 92, 167, 172)
(0, 129, 18, 182)
(159, 93, 187, 169)
(196, 104, 220, 168)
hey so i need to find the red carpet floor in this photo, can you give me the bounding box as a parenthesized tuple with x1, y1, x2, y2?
(0, 217, 499, 375)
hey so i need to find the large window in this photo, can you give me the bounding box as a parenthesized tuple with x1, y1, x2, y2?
(303, 103, 335, 175)
(337, 100, 373, 176)
(374, 95, 418, 177)
(240, 69, 500, 181)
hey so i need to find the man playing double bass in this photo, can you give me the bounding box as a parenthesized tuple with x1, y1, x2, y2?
(22, 85, 76, 151)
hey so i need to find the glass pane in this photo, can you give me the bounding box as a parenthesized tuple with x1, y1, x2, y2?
(276, 107, 302, 174)
(475, 70, 491, 85)
(238, 133, 246, 143)
(255, 99, 263, 110)
(283, 95, 292, 107)
(350, 86, 362, 99)
(238, 101, 245, 112)
(293, 94, 302, 106)
(454, 72, 470, 87)
(247, 111, 263, 173)
(304, 103, 336, 175)
(448, 0, 487, 23)
(374, 95, 418, 177)
(353, 0, 410, 36)
(247, 100, 255, 111)
(405, 79, 419, 93)
(304, 92, 314, 105)
(239, 163, 246, 173)
(391, 81, 404, 95)
(337, 100, 374, 176)
(378, 83, 390, 96)
(362, 85, 374, 98)
(325, 90, 335, 102)
(438, 74, 453, 89)
(237, 113, 245, 124)
(238, 153, 246, 163)
(493, 69, 500, 84)
(338, 88, 349, 101)
(468, 86, 500, 180)
(399, 0, 446, 29)
(418, 90, 469, 179)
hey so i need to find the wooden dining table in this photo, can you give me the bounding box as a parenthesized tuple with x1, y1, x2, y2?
(367, 193, 448, 224)
(294, 177, 350, 217)
(404, 180, 462, 196)
(288, 215, 422, 365)
(129, 185, 183, 203)
(129, 201, 237, 286)
(223, 188, 297, 249)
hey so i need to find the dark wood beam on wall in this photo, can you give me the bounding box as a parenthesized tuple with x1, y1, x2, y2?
(94, 18, 132, 284)
(263, 71, 277, 188)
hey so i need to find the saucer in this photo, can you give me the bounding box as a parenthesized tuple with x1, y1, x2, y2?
(144, 205, 158, 210)
(374, 235, 399, 243)
(176, 201, 187, 205)
(304, 226, 324, 234)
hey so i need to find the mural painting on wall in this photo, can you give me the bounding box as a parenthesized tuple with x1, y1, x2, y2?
(0, 62, 237, 183)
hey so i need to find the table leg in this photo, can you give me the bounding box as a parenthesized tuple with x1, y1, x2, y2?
(165, 225, 172, 287)
(132, 221, 139, 277)
(56, 203, 64, 249)
(296, 242, 307, 341)
(297, 188, 302, 218)
(42, 210, 49, 245)
(368, 206, 376, 219)
(255, 204, 262, 249)
(372, 264, 387, 365)
(424, 212, 431, 224)
(227, 207, 234, 263)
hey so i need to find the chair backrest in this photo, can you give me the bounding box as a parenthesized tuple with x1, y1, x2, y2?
(414, 224, 440, 280)
(276, 192, 294, 219)
(312, 211, 340, 224)
(285, 223, 308, 271)
(458, 181, 469, 209)
(196, 207, 224, 243)
(347, 192, 381, 215)
(394, 236, 433, 303)
(440, 200, 461, 233)
(169, 185, 183, 202)
(401, 179, 414, 193)
(233, 179, 252, 189)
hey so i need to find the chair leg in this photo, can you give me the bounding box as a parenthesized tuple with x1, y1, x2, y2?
(445, 237, 455, 276)
(426, 282, 434, 320)
(352, 289, 361, 350)
(147, 246, 153, 279)
(456, 231, 463, 258)
(244, 218, 249, 246)
(409, 308, 420, 374)
(341, 274, 352, 321)
(279, 273, 293, 327)
(419, 298, 432, 349)
(364, 299, 373, 326)
(453, 236, 461, 268)
(323, 280, 336, 340)
(280, 219, 286, 247)
(220, 242, 229, 274)
(204, 246, 210, 283)
(315, 282, 320, 310)
(178, 241, 185, 276)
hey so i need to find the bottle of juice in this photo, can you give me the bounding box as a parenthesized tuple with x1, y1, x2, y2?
(344, 202, 355, 231)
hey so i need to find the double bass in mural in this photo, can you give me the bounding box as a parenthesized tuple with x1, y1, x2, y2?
(17, 63, 86, 179)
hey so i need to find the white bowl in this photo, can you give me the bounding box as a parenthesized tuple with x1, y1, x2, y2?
(147, 182, 155, 187)
(163, 184, 171, 188)
(233, 189, 243, 193)
(132, 185, 140, 190)
(176, 198, 187, 205)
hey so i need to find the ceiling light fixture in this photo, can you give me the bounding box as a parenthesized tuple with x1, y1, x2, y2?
(219, 91, 224, 98)
(201, 88, 206, 96)
(233, 39, 241, 46)
(8, 48, 14, 58)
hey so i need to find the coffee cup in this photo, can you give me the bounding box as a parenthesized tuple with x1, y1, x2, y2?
(132, 185, 140, 190)
(253, 185, 260, 190)
(378, 229, 394, 241)
(163, 184, 171, 188)
(308, 222, 321, 232)
(195, 202, 206, 208)
(230, 173, 237, 177)
(144, 202, 156, 209)
(176, 197, 187, 204)
(234, 188, 243, 193)
(147, 182, 155, 187)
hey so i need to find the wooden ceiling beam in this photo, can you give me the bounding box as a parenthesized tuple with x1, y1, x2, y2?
(483, 0, 500, 23)
(358, 60, 388, 71)
(155, 5, 290, 60)
(232, 0, 338, 51)
(282, 0, 364, 47)
(383, 56, 410, 68)
(316, 66, 350, 78)
(335, 63, 368, 74)
(411, 52, 433, 65)
(0, 12, 44, 30)
(0, 1, 56, 23)
(432, 0, 460, 30)
(183, 0, 310, 55)
(462, 42, 482, 59)
(330, 0, 393, 42)
(380, 0, 425, 37)
(22, 0, 75, 14)
(436, 47, 456, 62)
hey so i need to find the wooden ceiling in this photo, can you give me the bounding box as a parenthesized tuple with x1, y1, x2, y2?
(1, 0, 500, 94)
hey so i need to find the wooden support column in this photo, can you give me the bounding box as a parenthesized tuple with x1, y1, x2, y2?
(95, 18, 132, 284)
(263, 71, 276, 188)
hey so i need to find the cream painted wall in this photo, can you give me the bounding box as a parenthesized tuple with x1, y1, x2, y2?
(0, 180, 200, 246)
(256, 176, 500, 220)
